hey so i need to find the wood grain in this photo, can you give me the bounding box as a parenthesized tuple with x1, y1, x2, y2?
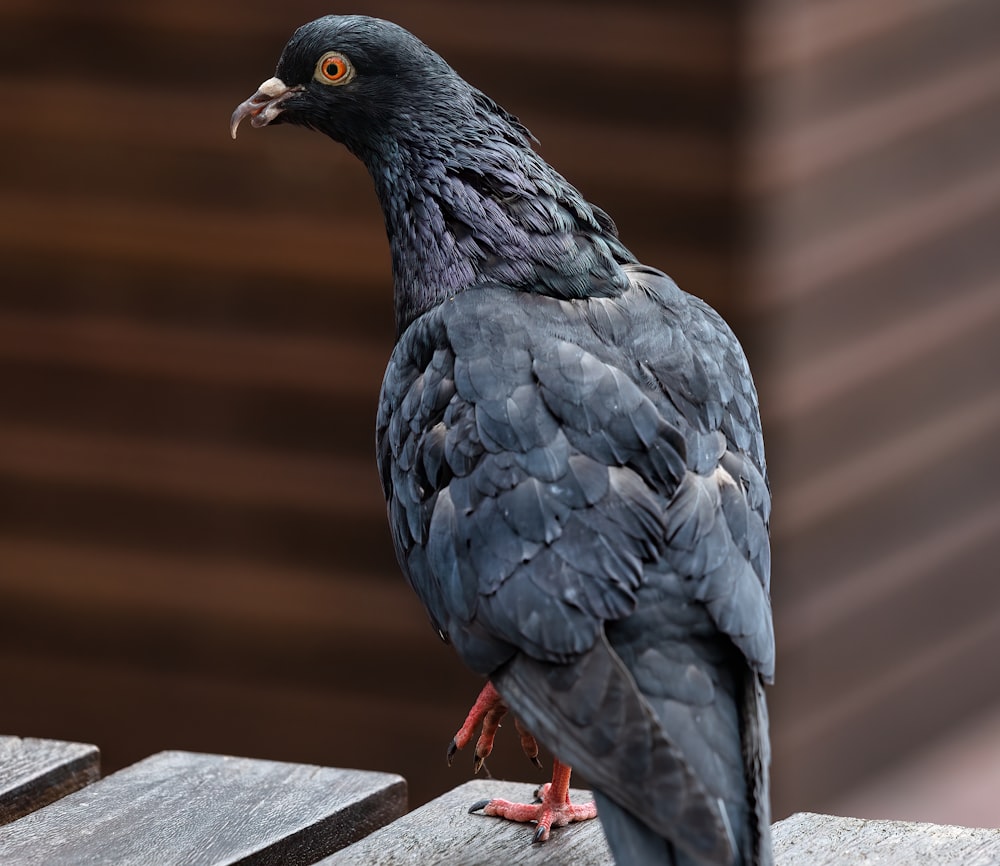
(773, 812, 1000, 865)
(0, 751, 406, 866)
(321, 778, 612, 865)
(0, 737, 99, 826)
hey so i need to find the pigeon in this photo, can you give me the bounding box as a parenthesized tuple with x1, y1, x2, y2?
(232, 15, 773, 866)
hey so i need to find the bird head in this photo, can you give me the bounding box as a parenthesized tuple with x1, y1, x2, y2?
(231, 15, 632, 330)
(230, 15, 509, 157)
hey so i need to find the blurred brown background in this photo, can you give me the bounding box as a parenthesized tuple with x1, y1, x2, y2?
(2, 0, 999, 824)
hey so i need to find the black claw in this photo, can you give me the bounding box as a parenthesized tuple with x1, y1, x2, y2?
(533, 824, 549, 843)
(469, 799, 491, 814)
(530, 755, 543, 769)
(446, 739, 458, 766)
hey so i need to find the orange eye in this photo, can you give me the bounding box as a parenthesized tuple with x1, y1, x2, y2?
(314, 51, 355, 85)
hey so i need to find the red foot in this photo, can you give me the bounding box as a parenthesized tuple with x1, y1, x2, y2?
(447, 682, 541, 772)
(469, 759, 598, 842)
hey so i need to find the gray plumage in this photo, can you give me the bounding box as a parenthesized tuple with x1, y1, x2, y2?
(232, 15, 774, 865)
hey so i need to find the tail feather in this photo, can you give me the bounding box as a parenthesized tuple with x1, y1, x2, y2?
(495, 633, 772, 866)
(593, 789, 715, 866)
(741, 673, 772, 866)
(494, 636, 735, 864)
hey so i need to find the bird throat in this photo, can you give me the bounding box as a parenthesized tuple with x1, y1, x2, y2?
(360, 134, 634, 335)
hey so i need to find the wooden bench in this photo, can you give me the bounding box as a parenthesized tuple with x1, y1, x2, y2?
(322, 778, 612, 865)
(0, 736, 405, 865)
(3, 735, 999, 864)
(0, 736, 99, 825)
(326, 791, 1000, 865)
(772, 812, 1000, 866)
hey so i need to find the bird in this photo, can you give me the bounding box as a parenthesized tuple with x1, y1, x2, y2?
(231, 15, 774, 866)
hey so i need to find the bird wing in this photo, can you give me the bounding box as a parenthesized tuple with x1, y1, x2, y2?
(377, 267, 773, 863)
(379, 278, 681, 668)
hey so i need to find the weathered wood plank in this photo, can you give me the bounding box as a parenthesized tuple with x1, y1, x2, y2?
(0, 736, 99, 826)
(321, 779, 612, 865)
(327, 794, 1000, 865)
(773, 812, 1000, 865)
(0, 751, 406, 866)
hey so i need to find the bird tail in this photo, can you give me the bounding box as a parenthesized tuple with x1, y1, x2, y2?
(495, 637, 734, 864)
(593, 669, 771, 866)
(591, 789, 706, 865)
(497, 637, 773, 866)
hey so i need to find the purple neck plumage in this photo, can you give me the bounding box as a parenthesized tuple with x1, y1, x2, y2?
(353, 110, 636, 335)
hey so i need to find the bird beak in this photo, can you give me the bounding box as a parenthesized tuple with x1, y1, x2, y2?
(230, 77, 304, 139)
